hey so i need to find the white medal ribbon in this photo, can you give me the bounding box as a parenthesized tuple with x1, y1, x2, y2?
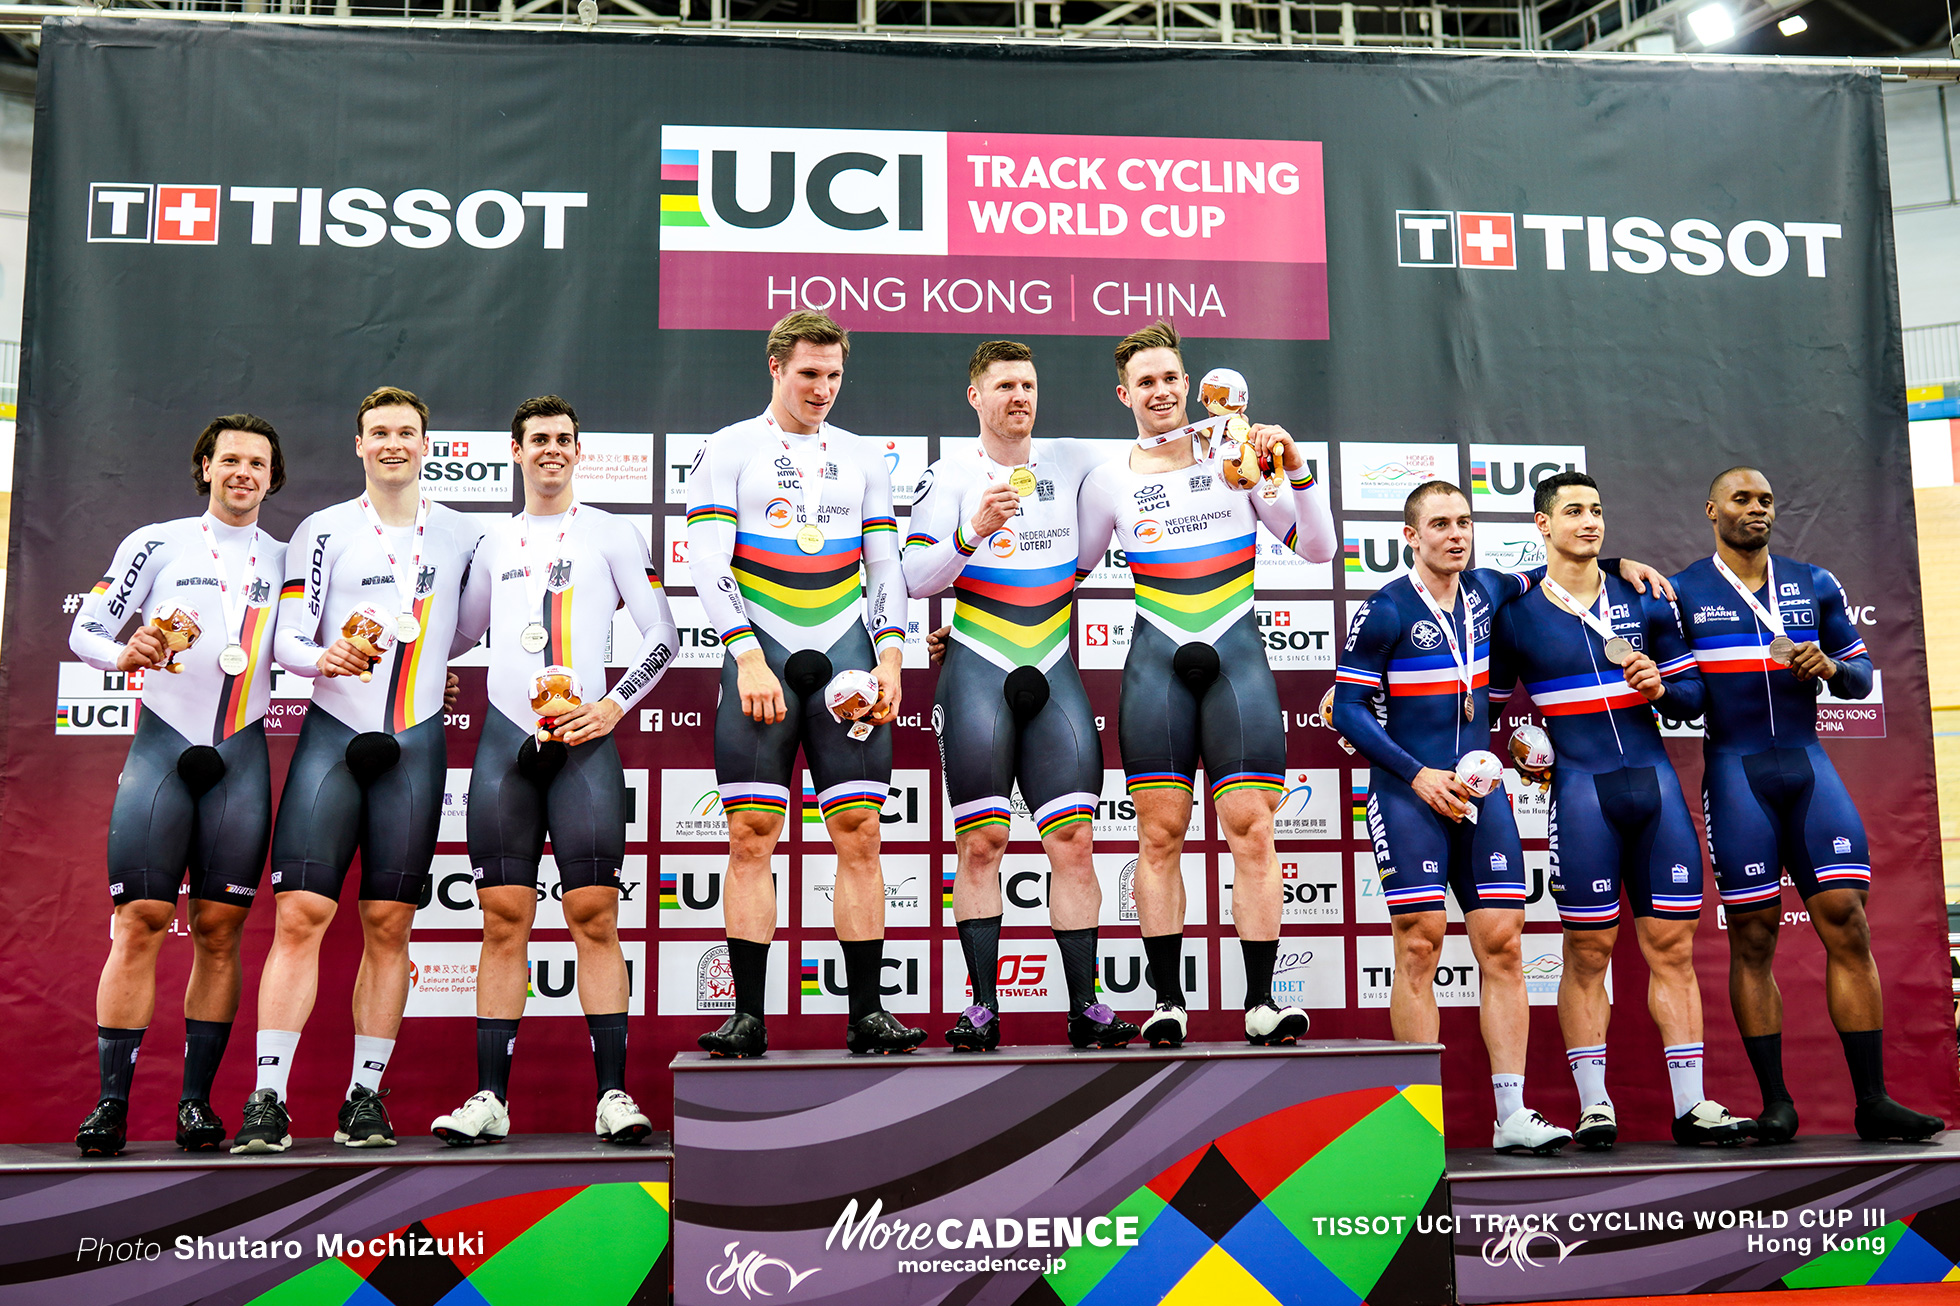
(517, 504, 580, 613)
(358, 492, 430, 623)
(1409, 574, 1473, 706)
(1710, 553, 1786, 641)
(1136, 414, 1227, 453)
(1541, 575, 1624, 652)
(198, 516, 260, 656)
(766, 411, 827, 528)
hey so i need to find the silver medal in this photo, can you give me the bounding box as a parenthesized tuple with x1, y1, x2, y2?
(519, 623, 550, 654)
(1768, 635, 1795, 666)
(1602, 636, 1634, 666)
(218, 643, 249, 676)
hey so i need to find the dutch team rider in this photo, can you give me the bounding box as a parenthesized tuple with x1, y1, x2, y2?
(70, 416, 290, 1156)
(232, 387, 486, 1153)
(1076, 321, 1338, 1047)
(1489, 471, 1749, 1147)
(1672, 467, 1942, 1143)
(687, 311, 926, 1057)
(431, 396, 678, 1146)
(904, 340, 1136, 1051)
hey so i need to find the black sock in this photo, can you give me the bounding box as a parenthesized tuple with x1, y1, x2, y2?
(957, 915, 1003, 1010)
(97, 1026, 145, 1102)
(728, 938, 770, 1020)
(1742, 1033, 1791, 1106)
(1839, 1028, 1886, 1104)
(841, 939, 886, 1022)
(1240, 938, 1279, 1009)
(180, 1019, 231, 1103)
(1054, 927, 1100, 1017)
(586, 1012, 628, 1097)
(476, 1018, 520, 1101)
(1142, 933, 1186, 1007)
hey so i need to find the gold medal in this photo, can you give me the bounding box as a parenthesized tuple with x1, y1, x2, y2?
(796, 523, 824, 554)
(1008, 466, 1037, 497)
(396, 613, 423, 644)
(218, 643, 250, 676)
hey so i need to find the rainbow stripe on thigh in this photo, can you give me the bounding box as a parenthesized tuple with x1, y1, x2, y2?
(718, 783, 789, 818)
(1126, 771, 1194, 796)
(951, 795, 1011, 835)
(1210, 770, 1284, 802)
(1033, 792, 1096, 837)
(817, 780, 888, 821)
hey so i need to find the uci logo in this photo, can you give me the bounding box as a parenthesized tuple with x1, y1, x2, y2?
(659, 126, 943, 256)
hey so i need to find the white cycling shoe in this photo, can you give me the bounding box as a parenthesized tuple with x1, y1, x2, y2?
(1574, 1103, 1618, 1150)
(1493, 1107, 1573, 1155)
(596, 1089, 653, 1144)
(432, 1090, 510, 1147)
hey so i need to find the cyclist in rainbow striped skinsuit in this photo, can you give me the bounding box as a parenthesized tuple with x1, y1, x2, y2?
(1076, 321, 1337, 1048)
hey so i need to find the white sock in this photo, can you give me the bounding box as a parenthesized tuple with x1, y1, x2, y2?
(1567, 1044, 1610, 1106)
(349, 1035, 396, 1096)
(1664, 1043, 1705, 1117)
(254, 1029, 301, 1099)
(1492, 1074, 1525, 1121)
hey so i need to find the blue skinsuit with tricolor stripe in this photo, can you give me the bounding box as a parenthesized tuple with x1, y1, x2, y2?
(1490, 573, 1706, 929)
(1671, 555, 1874, 909)
(1334, 570, 1534, 915)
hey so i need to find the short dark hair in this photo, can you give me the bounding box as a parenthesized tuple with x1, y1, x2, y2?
(511, 394, 580, 443)
(767, 310, 850, 365)
(1114, 320, 1184, 384)
(192, 414, 284, 497)
(968, 339, 1034, 385)
(1403, 479, 1467, 529)
(1707, 465, 1764, 501)
(356, 386, 429, 437)
(1534, 470, 1599, 518)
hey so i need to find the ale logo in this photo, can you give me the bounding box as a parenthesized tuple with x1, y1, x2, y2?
(697, 944, 736, 1012)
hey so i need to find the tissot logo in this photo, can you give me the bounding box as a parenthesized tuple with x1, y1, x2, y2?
(87, 184, 587, 249)
(1398, 207, 1843, 278)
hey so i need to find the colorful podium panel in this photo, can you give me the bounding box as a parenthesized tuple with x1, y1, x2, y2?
(673, 1041, 1449, 1306)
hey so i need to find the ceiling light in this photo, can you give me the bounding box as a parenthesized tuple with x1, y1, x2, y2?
(1777, 13, 1807, 35)
(1689, 3, 1736, 43)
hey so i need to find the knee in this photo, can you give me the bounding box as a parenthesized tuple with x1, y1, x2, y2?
(116, 901, 176, 941)
(1216, 793, 1276, 845)
(1727, 911, 1779, 965)
(361, 914, 412, 956)
(273, 896, 333, 945)
(1643, 926, 1697, 973)
(1136, 816, 1183, 861)
(1396, 921, 1443, 971)
(190, 915, 243, 958)
(826, 807, 879, 848)
(1478, 929, 1523, 978)
(482, 904, 532, 947)
(727, 812, 784, 861)
(958, 826, 1010, 873)
(1565, 934, 1614, 977)
(1814, 897, 1872, 958)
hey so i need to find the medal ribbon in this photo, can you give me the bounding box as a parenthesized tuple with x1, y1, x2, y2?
(1136, 414, 1227, 453)
(1541, 575, 1623, 653)
(358, 493, 430, 620)
(766, 411, 827, 528)
(1409, 574, 1473, 706)
(517, 504, 580, 612)
(1710, 553, 1786, 641)
(198, 516, 260, 651)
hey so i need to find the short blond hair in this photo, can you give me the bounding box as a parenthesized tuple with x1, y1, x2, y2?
(356, 386, 429, 436)
(1114, 320, 1184, 384)
(766, 310, 850, 366)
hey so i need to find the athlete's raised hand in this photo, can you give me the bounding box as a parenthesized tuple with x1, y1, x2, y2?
(1617, 558, 1676, 602)
(1787, 642, 1837, 683)
(553, 696, 624, 746)
(116, 625, 170, 673)
(736, 648, 787, 725)
(1621, 650, 1667, 702)
(969, 484, 1021, 539)
(318, 637, 375, 679)
(867, 647, 903, 724)
(1249, 423, 1303, 473)
(1412, 766, 1473, 822)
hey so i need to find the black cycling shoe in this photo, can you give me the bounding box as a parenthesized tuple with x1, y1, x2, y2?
(335, 1085, 397, 1148)
(1752, 1099, 1799, 1144)
(176, 1098, 227, 1151)
(946, 1005, 1000, 1052)
(76, 1097, 129, 1157)
(230, 1089, 292, 1154)
(1068, 1003, 1140, 1049)
(1855, 1095, 1945, 1142)
(846, 1010, 927, 1055)
(698, 1012, 769, 1059)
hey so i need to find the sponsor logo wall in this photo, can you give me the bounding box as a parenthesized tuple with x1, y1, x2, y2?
(10, 22, 1946, 1156)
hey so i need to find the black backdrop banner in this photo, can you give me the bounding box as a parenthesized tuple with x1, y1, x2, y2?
(4, 17, 1948, 1148)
